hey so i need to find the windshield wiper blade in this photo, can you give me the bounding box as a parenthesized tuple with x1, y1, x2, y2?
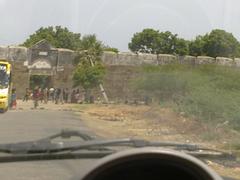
(0, 130, 235, 161)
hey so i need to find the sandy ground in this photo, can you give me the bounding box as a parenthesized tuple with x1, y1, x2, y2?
(73, 104, 240, 147)
(72, 104, 240, 179)
(16, 100, 71, 111)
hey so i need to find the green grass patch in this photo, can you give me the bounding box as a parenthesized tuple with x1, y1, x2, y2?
(132, 64, 240, 131)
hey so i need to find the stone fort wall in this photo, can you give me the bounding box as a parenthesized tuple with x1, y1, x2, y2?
(102, 51, 240, 67)
(1, 45, 240, 99)
(100, 52, 240, 101)
(1, 46, 240, 67)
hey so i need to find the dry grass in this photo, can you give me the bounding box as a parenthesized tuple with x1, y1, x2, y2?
(73, 104, 240, 179)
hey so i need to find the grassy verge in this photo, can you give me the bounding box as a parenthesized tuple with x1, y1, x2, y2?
(133, 64, 240, 131)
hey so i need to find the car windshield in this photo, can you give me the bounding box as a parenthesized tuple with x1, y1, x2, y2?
(0, 0, 240, 180)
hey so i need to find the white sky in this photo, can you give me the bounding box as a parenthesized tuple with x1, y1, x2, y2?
(0, 0, 239, 51)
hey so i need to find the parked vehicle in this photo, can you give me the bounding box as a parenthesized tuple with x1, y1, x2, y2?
(0, 60, 12, 113)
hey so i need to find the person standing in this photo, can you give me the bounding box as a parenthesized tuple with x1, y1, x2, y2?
(54, 88, 58, 104)
(60, 88, 64, 104)
(33, 86, 40, 109)
(64, 88, 69, 103)
(62, 88, 66, 104)
(43, 88, 48, 104)
(55, 88, 61, 104)
(71, 90, 76, 103)
(39, 88, 44, 103)
(49, 87, 55, 102)
(11, 88, 17, 109)
(23, 88, 30, 102)
(75, 89, 80, 104)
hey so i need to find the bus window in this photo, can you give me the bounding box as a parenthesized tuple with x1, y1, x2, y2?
(0, 65, 9, 88)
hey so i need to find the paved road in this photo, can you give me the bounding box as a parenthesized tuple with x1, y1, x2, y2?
(0, 109, 94, 143)
(0, 104, 97, 180)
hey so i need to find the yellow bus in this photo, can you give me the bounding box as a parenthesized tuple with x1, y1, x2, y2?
(0, 60, 12, 113)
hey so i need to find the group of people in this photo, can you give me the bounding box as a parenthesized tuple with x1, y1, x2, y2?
(23, 87, 84, 108)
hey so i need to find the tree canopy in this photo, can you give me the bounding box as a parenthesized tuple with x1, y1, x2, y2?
(189, 30, 240, 58)
(73, 35, 105, 91)
(205, 29, 239, 58)
(189, 35, 207, 56)
(128, 28, 160, 54)
(22, 26, 119, 52)
(22, 26, 81, 50)
(102, 45, 119, 53)
(73, 59, 105, 90)
(129, 28, 240, 58)
(128, 29, 189, 56)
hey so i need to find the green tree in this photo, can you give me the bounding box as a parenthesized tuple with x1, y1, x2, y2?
(128, 29, 188, 56)
(74, 34, 104, 65)
(103, 45, 119, 53)
(73, 35, 106, 102)
(54, 26, 81, 50)
(189, 35, 207, 56)
(204, 29, 240, 58)
(22, 26, 81, 50)
(128, 28, 160, 53)
(190, 30, 240, 57)
(78, 35, 103, 56)
(237, 45, 240, 57)
(175, 38, 189, 56)
(73, 57, 105, 90)
(156, 31, 178, 54)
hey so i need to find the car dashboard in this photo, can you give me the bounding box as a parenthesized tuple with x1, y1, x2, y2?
(79, 148, 231, 180)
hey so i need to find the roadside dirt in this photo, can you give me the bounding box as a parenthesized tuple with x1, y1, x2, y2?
(75, 104, 239, 146)
(74, 104, 240, 179)
(14, 101, 240, 179)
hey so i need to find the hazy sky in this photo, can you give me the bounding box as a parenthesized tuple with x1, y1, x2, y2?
(0, 0, 239, 51)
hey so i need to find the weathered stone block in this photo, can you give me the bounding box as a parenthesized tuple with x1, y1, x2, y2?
(180, 55, 196, 65)
(0, 46, 8, 59)
(216, 57, 234, 66)
(139, 53, 158, 65)
(234, 58, 240, 67)
(12, 61, 29, 98)
(102, 51, 118, 65)
(8, 46, 28, 61)
(58, 48, 75, 66)
(157, 54, 177, 65)
(117, 52, 140, 66)
(196, 56, 216, 64)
